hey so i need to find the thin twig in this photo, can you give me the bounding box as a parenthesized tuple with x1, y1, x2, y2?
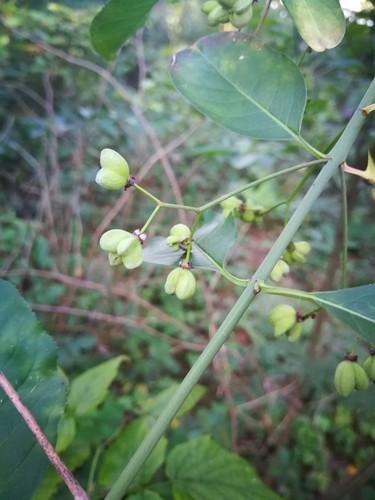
(0, 371, 89, 500)
(254, 0, 273, 37)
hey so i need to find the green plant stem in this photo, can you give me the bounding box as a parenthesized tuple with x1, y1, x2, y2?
(105, 78, 375, 500)
(141, 206, 160, 233)
(185, 214, 203, 262)
(192, 243, 249, 287)
(284, 166, 315, 223)
(134, 183, 196, 211)
(198, 159, 325, 212)
(256, 281, 318, 305)
(297, 135, 327, 159)
(340, 166, 348, 288)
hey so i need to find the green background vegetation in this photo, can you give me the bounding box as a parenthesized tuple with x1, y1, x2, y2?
(0, 1, 374, 498)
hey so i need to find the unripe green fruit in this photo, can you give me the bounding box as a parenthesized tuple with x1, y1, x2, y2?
(334, 360, 356, 397)
(99, 229, 144, 269)
(201, 0, 219, 15)
(352, 362, 369, 390)
(218, 0, 236, 8)
(269, 304, 297, 337)
(363, 355, 375, 382)
(287, 322, 301, 342)
(221, 197, 242, 217)
(233, 0, 252, 15)
(294, 241, 311, 255)
(165, 268, 196, 300)
(96, 148, 130, 190)
(166, 224, 191, 251)
(208, 5, 229, 25)
(230, 5, 252, 28)
(270, 259, 290, 282)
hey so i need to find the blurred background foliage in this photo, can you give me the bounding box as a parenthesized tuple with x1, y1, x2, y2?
(0, 0, 375, 498)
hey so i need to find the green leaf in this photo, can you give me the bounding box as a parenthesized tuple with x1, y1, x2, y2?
(313, 285, 375, 342)
(99, 417, 167, 488)
(166, 436, 280, 500)
(67, 355, 126, 416)
(55, 413, 76, 453)
(90, 0, 158, 59)
(143, 383, 206, 419)
(0, 280, 66, 499)
(170, 32, 306, 141)
(283, 0, 345, 52)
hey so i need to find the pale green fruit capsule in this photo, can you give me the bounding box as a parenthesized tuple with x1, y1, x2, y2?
(334, 360, 356, 397)
(221, 197, 242, 217)
(287, 322, 302, 342)
(218, 0, 236, 8)
(100, 229, 131, 253)
(230, 5, 252, 28)
(166, 224, 191, 250)
(269, 304, 297, 337)
(291, 241, 311, 263)
(352, 362, 369, 390)
(96, 148, 130, 190)
(363, 355, 375, 382)
(270, 259, 290, 282)
(99, 229, 143, 269)
(208, 5, 230, 25)
(334, 361, 355, 397)
(165, 268, 196, 300)
(233, 0, 253, 15)
(202, 0, 220, 14)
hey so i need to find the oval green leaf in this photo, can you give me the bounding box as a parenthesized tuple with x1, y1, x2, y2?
(90, 0, 158, 60)
(169, 32, 306, 141)
(313, 285, 375, 343)
(0, 280, 66, 499)
(166, 436, 280, 500)
(282, 0, 345, 52)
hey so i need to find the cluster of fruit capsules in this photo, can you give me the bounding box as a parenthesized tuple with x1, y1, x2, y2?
(201, 0, 254, 29)
(220, 196, 265, 223)
(334, 349, 375, 397)
(270, 241, 311, 282)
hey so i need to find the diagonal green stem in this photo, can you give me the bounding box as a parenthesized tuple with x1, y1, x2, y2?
(106, 78, 375, 500)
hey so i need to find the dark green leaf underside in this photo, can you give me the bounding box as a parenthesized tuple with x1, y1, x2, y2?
(90, 0, 158, 59)
(170, 32, 306, 140)
(314, 284, 375, 342)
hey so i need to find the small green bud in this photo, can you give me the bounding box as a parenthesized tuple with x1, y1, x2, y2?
(363, 349, 375, 382)
(269, 304, 297, 337)
(233, 0, 252, 15)
(96, 149, 130, 190)
(165, 267, 196, 300)
(99, 228, 144, 270)
(207, 5, 230, 25)
(270, 259, 290, 282)
(166, 224, 191, 251)
(201, 0, 220, 15)
(334, 360, 356, 397)
(230, 5, 253, 28)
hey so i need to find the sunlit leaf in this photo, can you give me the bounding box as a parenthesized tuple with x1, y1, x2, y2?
(170, 32, 306, 141)
(143, 383, 206, 418)
(67, 355, 127, 416)
(0, 280, 66, 499)
(283, 0, 345, 52)
(90, 0, 158, 59)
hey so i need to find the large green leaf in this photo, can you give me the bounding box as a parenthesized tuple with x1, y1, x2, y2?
(90, 0, 158, 59)
(283, 0, 345, 52)
(169, 32, 306, 141)
(0, 280, 66, 499)
(313, 285, 375, 343)
(99, 417, 167, 488)
(166, 436, 280, 500)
